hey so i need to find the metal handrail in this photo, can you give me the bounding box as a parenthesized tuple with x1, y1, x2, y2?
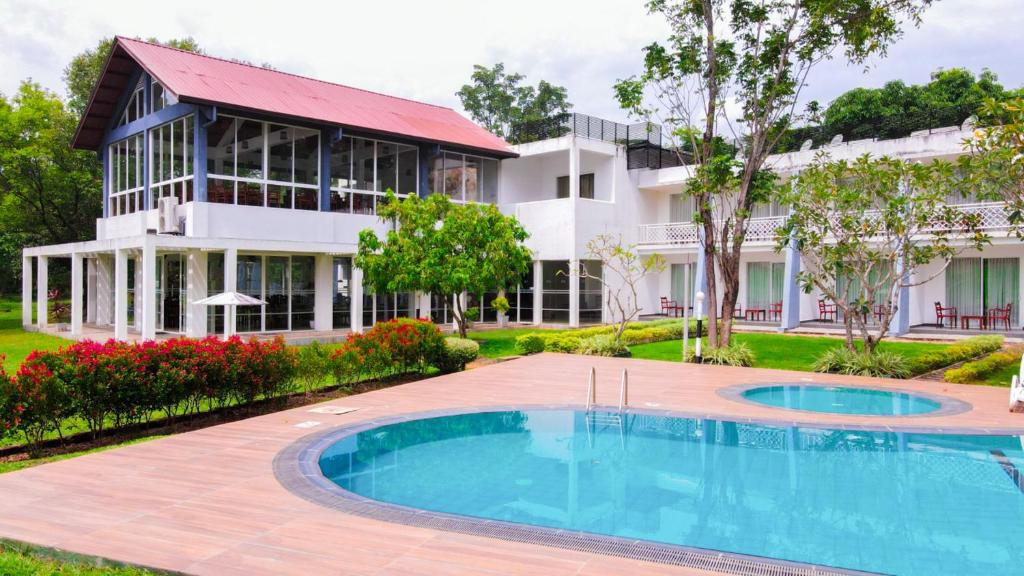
(586, 367, 596, 411)
(618, 369, 629, 412)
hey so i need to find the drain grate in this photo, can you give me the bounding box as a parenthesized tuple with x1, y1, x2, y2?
(273, 408, 881, 576)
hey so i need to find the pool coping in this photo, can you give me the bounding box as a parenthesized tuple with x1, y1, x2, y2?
(717, 382, 974, 418)
(273, 403, 1024, 576)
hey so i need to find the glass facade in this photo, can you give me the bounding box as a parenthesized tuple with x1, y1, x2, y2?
(206, 115, 321, 210)
(108, 133, 145, 216)
(149, 115, 195, 207)
(556, 173, 595, 200)
(579, 259, 603, 323)
(329, 135, 417, 215)
(429, 152, 499, 203)
(332, 257, 352, 329)
(541, 261, 571, 323)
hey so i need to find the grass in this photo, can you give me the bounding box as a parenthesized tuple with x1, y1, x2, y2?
(975, 362, 1018, 387)
(0, 540, 157, 575)
(0, 297, 66, 374)
(0, 435, 165, 475)
(470, 325, 953, 374)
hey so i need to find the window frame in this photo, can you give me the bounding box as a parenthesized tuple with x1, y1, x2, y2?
(329, 135, 419, 215)
(107, 133, 145, 216)
(149, 114, 195, 207)
(432, 151, 500, 204)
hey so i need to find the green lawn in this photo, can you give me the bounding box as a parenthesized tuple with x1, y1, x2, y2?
(470, 327, 563, 358)
(0, 541, 156, 575)
(0, 298, 67, 374)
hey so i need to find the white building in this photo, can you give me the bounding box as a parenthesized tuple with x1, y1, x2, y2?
(22, 37, 1022, 341)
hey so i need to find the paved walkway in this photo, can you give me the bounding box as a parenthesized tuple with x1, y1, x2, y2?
(0, 354, 1021, 575)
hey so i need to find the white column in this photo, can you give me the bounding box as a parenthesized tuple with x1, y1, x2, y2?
(186, 249, 208, 337)
(140, 242, 157, 340)
(568, 135, 580, 200)
(224, 248, 237, 338)
(96, 255, 113, 325)
(569, 261, 580, 328)
(36, 256, 48, 328)
(71, 253, 83, 336)
(418, 292, 432, 320)
(115, 249, 129, 340)
(133, 255, 143, 331)
(313, 254, 333, 331)
(533, 260, 543, 325)
(350, 265, 364, 333)
(86, 258, 97, 324)
(22, 255, 32, 328)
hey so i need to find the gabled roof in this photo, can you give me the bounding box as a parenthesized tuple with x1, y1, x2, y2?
(73, 37, 514, 157)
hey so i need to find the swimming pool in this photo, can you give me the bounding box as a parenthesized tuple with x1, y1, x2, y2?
(298, 408, 1024, 576)
(737, 384, 947, 416)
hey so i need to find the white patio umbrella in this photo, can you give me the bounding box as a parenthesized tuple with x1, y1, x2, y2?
(193, 291, 267, 338)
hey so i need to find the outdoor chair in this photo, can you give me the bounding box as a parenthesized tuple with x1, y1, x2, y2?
(817, 299, 837, 322)
(988, 303, 1012, 331)
(934, 302, 958, 328)
(769, 301, 783, 321)
(660, 297, 675, 316)
(873, 303, 892, 324)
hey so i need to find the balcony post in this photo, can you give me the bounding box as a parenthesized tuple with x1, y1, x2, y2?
(71, 253, 83, 336)
(22, 255, 32, 328)
(86, 257, 97, 324)
(36, 255, 48, 329)
(114, 249, 129, 340)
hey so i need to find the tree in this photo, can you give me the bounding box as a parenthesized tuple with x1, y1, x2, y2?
(63, 36, 202, 116)
(962, 96, 1024, 237)
(356, 192, 533, 337)
(614, 0, 932, 350)
(779, 154, 989, 352)
(578, 234, 666, 343)
(456, 63, 571, 142)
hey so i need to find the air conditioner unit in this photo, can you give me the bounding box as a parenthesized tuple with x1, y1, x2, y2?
(157, 196, 181, 234)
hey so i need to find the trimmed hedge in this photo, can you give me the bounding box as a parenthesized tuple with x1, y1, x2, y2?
(439, 337, 480, 373)
(514, 320, 701, 356)
(944, 346, 1022, 384)
(0, 337, 297, 454)
(908, 335, 1004, 375)
(330, 318, 446, 383)
(577, 334, 630, 357)
(514, 334, 546, 355)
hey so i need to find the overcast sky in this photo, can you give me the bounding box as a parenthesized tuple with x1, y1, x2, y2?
(1, 0, 1022, 123)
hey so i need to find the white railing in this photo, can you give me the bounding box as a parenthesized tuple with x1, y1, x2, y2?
(637, 203, 1011, 246)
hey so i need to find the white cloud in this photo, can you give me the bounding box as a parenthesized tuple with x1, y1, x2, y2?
(0, 0, 1020, 124)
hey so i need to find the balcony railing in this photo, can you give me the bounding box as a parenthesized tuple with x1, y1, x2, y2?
(637, 203, 1011, 247)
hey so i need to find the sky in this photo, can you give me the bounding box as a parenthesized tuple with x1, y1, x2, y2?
(1, 0, 1022, 124)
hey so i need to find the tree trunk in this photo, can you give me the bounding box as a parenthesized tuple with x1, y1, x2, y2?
(452, 294, 468, 338)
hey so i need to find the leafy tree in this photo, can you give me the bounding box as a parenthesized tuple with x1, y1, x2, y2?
(578, 234, 666, 344)
(63, 36, 202, 116)
(356, 192, 532, 337)
(779, 155, 989, 352)
(962, 96, 1024, 237)
(456, 63, 571, 142)
(614, 0, 932, 350)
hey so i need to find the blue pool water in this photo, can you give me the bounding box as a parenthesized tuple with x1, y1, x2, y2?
(318, 409, 1024, 575)
(741, 385, 943, 415)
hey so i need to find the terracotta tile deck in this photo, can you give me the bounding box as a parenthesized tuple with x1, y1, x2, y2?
(0, 353, 1022, 575)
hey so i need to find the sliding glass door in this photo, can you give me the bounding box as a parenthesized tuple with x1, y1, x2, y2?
(946, 257, 1019, 325)
(746, 262, 785, 310)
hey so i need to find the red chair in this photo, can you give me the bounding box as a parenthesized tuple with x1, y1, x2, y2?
(769, 301, 783, 321)
(818, 299, 837, 322)
(934, 301, 958, 328)
(873, 303, 891, 324)
(988, 303, 1012, 331)
(660, 297, 678, 317)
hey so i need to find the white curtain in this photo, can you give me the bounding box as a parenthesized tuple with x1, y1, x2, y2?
(671, 263, 695, 308)
(985, 258, 1019, 324)
(946, 258, 983, 317)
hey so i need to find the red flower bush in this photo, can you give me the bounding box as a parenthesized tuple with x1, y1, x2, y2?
(330, 318, 445, 384)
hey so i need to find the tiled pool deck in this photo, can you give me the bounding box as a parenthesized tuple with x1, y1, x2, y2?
(1, 353, 1022, 575)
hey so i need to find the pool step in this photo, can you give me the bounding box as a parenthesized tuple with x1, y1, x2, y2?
(584, 367, 630, 412)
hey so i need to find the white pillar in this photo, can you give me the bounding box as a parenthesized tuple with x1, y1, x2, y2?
(140, 242, 157, 340)
(22, 255, 32, 327)
(71, 253, 83, 336)
(86, 258, 97, 324)
(568, 135, 580, 200)
(313, 254, 333, 332)
(96, 255, 113, 326)
(133, 255, 143, 331)
(115, 249, 129, 340)
(186, 249, 208, 337)
(350, 265, 364, 333)
(569, 260, 580, 328)
(224, 248, 237, 337)
(418, 292, 432, 320)
(36, 256, 48, 328)
(533, 260, 543, 325)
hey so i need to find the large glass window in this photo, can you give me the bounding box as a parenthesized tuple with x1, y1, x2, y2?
(151, 81, 174, 113)
(579, 259, 603, 323)
(108, 133, 144, 216)
(947, 257, 1020, 325)
(431, 153, 499, 204)
(206, 115, 320, 210)
(290, 256, 316, 330)
(508, 265, 534, 323)
(541, 260, 571, 323)
(746, 262, 785, 311)
(669, 193, 696, 222)
(230, 254, 323, 333)
(149, 115, 195, 207)
(236, 255, 263, 333)
(117, 83, 144, 127)
(329, 136, 418, 215)
(207, 253, 225, 334)
(557, 173, 595, 200)
(333, 257, 352, 329)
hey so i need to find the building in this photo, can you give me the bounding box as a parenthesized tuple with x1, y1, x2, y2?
(21, 37, 1022, 341)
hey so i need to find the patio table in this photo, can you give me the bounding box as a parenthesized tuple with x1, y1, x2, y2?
(960, 315, 987, 330)
(745, 308, 767, 321)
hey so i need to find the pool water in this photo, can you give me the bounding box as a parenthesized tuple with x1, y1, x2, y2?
(741, 385, 943, 415)
(318, 409, 1024, 576)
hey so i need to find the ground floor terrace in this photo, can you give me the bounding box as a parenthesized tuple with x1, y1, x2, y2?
(21, 237, 609, 342)
(0, 353, 1021, 575)
(650, 241, 1024, 339)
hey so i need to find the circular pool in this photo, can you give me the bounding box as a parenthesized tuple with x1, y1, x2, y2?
(739, 384, 943, 416)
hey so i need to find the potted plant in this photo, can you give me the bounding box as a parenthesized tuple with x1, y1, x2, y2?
(491, 296, 510, 327)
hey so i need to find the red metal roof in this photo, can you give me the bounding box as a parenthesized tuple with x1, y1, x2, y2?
(73, 37, 514, 156)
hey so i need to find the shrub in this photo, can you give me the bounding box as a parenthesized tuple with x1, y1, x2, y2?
(813, 347, 911, 378)
(331, 318, 445, 383)
(437, 338, 480, 373)
(944, 346, 1023, 384)
(686, 343, 755, 367)
(515, 334, 545, 355)
(491, 296, 510, 315)
(909, 335, 1003, 375)
(577, 334, 630, 357)
(543, 333, 582, 353)
(296, 341, 333, 394)
(10, 352, 73, 454)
